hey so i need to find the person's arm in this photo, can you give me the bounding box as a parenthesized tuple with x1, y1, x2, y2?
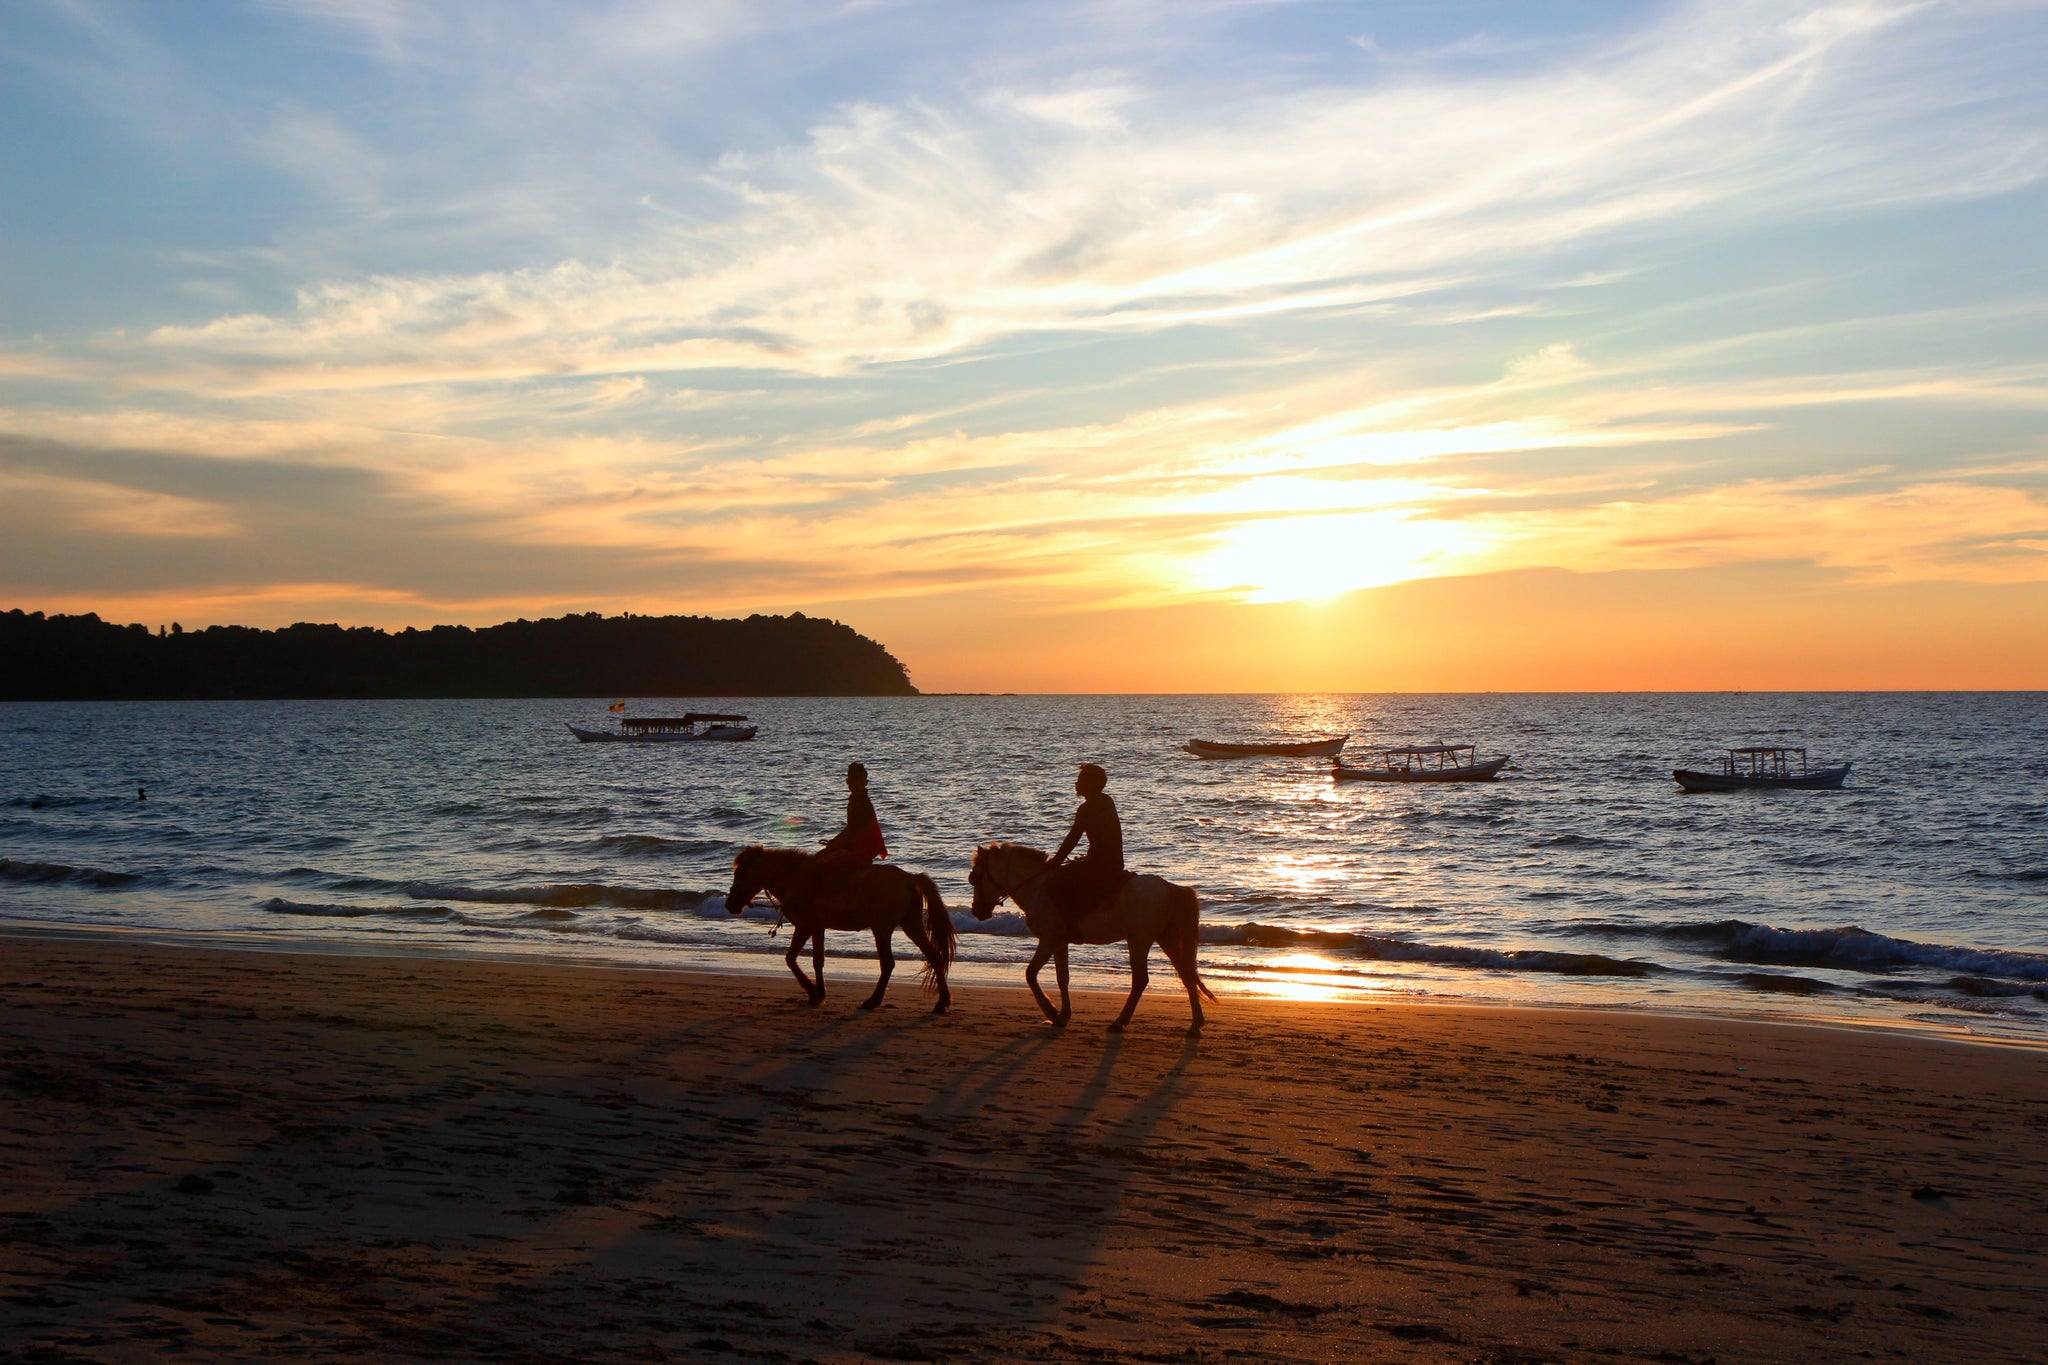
(823, 791, 870, 848)
(1050, 806, 1086, 866)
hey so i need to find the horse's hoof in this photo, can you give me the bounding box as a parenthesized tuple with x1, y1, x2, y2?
(1106, 1021, 1127, 1034)
(859, 1000, 882, 1011)
(930, 1001, 949, 1016)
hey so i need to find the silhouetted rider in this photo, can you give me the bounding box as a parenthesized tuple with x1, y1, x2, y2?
(1046, 762, 1126, 942)
(810, 762, 887, 899)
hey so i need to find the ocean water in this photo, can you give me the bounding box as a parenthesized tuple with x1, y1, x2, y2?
(3, 694, 2044, 1041)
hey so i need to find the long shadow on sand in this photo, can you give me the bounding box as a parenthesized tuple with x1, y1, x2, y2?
(1, 962, 1208, 1362)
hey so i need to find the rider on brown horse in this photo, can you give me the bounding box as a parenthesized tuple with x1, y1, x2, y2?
(804, 762, 887, 908)
(1046, 762, 1128, 942)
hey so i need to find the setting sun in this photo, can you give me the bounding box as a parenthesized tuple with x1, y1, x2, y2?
(1191, 511, 1476, 603)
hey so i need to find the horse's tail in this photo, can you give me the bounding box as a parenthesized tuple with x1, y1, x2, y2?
(914, 872, 955, 991)
(1166, 883, 1218, 1002)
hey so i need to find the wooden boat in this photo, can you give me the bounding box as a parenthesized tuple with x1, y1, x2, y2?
(1673, 747, 1849, 792)
(566, 713, 757, 743)
(1185, 735, 1348, 760)
(1332, 743, 1508, 783)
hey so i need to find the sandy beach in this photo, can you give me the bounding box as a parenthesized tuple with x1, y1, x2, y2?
(3, 936, 2045, 1363)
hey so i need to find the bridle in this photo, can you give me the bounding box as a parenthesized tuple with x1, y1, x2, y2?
(729, 851, 792, 935)
(970, 849, 1050, 910)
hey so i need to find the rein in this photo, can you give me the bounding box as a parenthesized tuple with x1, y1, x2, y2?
(978, 855, 1050, 908)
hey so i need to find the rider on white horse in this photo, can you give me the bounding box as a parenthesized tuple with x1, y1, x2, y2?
(1046, 762, 1128, 941)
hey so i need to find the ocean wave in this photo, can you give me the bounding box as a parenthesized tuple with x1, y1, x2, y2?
(1584, 918, 2048, 982)
(581, 833, 732, 859)
(0, 857, 147, 890)
(1195, 920, 1655, 977)
(260, 898, 456, 920)
(1940, 976, 2048, 1000)
(299, 871, 717, 914)
(1969, 867, 2048, 884)
(454, 907, 579, 925)
(472, 804, 617, 826)
(1730, 971, 1838, 996)
(4, 794, 132, 810)
(955, 909, 1032, 936)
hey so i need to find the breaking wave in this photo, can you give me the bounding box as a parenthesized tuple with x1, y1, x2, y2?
(581, 833, 732, 860)
(1193, 920, 1655, 977)
(261, 899, 456, 921)
(0, 857, 148, 890)
(306, 873, 717, 914)
(1585, 918, 2048, 982)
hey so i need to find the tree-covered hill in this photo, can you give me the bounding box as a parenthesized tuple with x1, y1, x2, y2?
(0, 609, 917, 699)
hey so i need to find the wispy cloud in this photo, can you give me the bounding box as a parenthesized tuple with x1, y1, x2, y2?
(77, 0, 2035, 394)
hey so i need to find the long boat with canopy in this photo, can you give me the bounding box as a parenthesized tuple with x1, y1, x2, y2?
(1331, 743, 1508, 783)
(566, 713, 757, 743)
(1672, 747, 1849, 792)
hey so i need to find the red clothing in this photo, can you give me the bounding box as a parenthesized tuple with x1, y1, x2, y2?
(821, 787, 887, 863)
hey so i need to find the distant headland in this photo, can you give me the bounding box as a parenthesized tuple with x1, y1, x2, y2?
(0, 609, 917, 700)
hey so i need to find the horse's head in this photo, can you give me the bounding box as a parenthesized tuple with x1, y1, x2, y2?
(967, 845, 998, 920)
(725, 845, 768, 915)
(968, 842, 1043, 920)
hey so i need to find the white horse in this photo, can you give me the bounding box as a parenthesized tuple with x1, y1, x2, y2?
(967, 842, 1215, 1032)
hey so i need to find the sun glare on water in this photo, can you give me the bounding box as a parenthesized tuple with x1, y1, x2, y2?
(1191, 511, 1473, 603)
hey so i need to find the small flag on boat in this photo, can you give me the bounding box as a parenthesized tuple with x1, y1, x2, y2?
(608, 701, 626, 712)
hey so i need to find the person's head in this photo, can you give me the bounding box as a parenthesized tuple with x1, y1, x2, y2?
(1076, 762, 1107, 797)
(846, 761, 868, 790)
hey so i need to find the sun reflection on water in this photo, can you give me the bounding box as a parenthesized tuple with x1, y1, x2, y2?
(1226, 952, 1397, 1003)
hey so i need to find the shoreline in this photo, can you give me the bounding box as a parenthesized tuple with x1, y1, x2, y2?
(6, 935, 2047, 1362)
(3, 914, 2038, 1055)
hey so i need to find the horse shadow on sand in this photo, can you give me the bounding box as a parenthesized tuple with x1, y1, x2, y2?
(1, 979, 1207, 1362)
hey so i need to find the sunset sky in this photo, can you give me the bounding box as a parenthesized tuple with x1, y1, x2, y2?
(3, 1, 2045, 691)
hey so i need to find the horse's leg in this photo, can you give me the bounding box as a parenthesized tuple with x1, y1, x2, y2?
(1109, 938, 1152, 1032)
(1164, 925, 1207, 1031)
(812, 926, 826, 1002)
(1025, 941, 1063, 1026)
(859, 927, 894, 1010)
(900, 918, 950, 1015)
(786, 925, 823, 1006)
(1052, 941, 1073, 1027)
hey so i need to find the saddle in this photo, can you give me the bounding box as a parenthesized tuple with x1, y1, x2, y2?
(798, 855, 879, 927)
(1051, 867, 1136, 943)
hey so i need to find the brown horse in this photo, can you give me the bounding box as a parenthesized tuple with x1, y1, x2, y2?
(967, 842, 1215, 1032)
(726, 846, 955, 1013)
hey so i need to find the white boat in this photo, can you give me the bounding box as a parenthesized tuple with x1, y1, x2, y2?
(566, 713, 757, 743)
(1332, 743, 1508, 783)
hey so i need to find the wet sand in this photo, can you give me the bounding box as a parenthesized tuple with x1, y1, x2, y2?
(3, 936, 2045, 1363)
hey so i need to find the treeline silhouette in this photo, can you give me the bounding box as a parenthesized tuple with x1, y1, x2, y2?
(0, 609, 917, 699)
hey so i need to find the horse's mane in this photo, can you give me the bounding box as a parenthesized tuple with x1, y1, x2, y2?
(736, 843, 812, 868)
(975, 841, 1048, 868)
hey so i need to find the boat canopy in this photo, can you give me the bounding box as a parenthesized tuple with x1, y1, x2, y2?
(1712, 746, 1811, 778)
(622, 713, 749, 728)
(1381, 743, 1474, 756)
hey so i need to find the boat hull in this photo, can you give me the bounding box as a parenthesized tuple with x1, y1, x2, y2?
(1332, 756, 1509, 783)
(1186, 736, 1348, 759)
(566, 724, 758, 743)
(1672, 764, 1849, 792)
